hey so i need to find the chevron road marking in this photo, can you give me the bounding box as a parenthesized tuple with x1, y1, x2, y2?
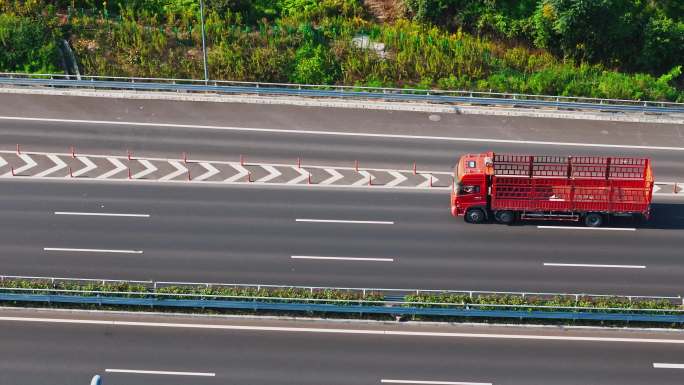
(417, 173, 437, 188)
(256, 165, 281, 183)
(653, 184, 661, 193)
(224, 163, 249, 182)
(386, 171, 408, 187)
(289, 166, 309, 184)
(0, 155, 7, 169)
(131, 159, 158, 179)
(320, 168, 344, 185)
(194, 162, 220, 181)
(34, 154, 67, 177)
(71, 156, 97, 177)
(352, 170, 375, 186)
(3, 153, 37, 176)
(97, 157, 128, 179)
(160, 160, 187, 181)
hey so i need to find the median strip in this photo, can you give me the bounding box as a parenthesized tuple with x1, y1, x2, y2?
(43, 248, 143, 254)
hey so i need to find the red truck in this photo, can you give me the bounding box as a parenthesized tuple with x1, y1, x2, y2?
(450, 152, 654, 227)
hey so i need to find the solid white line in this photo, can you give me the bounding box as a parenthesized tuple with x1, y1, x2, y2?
(381, 380, 491, 385)
(2, 115, 684, 151)
(296, 219, 394, 225)
(54, 212, 150, 218)
(2, 316, 684, 344)
(653, 363, 684, 369)
(44, 247, 143, 254)
(291, 255, 394, 262)
(543, 263, 645, 269)
(537, 226, 636, 231)
(105, 369, 215, 377)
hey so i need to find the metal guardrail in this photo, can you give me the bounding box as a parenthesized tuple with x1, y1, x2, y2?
(1, 275, 683, 323)
(2, 72, 684, 114)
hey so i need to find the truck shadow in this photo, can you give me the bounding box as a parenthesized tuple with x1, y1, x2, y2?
(639, 203, 684, 230)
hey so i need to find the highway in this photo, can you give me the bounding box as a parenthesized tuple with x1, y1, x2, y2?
(1, 309, 684, 385)
(1, 179, 683, 295)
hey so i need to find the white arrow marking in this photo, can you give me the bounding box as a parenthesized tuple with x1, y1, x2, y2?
(417, 173, 437, 187)
(385, 171, 408, 187)
(160, 160, 187, 181)
(320, 168, 344, 185)
(194, 162, 220, 181)
(70, 156, 97, 177)
(653, 184, 661, 193)
(97, 157, 128, 179)
(0, 155, 8, 170)
(352, 170, 374, 186)
(34, 154, 67, 177)
(289, 166, 309, 184)
(3, 153, 38, 176)
(256, 165, 281, 183)
(224, 163, 249, 182)
(131, 159, 158, 179)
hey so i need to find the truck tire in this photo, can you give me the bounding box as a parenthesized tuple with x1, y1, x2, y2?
(494, 210, 515, 225)
(584, 213, 604, 227)
(466, 208, 486, 224)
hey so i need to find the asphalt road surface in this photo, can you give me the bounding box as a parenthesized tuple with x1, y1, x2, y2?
(1, 179, 682, 296)
(1, 309, 684, 385)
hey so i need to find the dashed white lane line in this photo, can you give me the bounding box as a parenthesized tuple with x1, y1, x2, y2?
(44, 248, 143, 254)
(291, 255, 394, 262)
(543, 263, 645, 269)
(105, 369, 215, 377)
(3, 115, 684, 151)
(296, 219, 394, 225)
(381, 380, 491, 385)
(3, 316, 684, 343)
(653, 363, 684, 369)
(130, 159, 157, 179)
(34, 154, 67, 177)
(54, 212, 150, 218)
(97, 157, 127, 179)
(537, 226, 636, 231)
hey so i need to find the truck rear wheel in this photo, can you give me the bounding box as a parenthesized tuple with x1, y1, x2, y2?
(584, 213, 604, 227)
(465, 208, 486, 224)
(494, 210, 515, 225)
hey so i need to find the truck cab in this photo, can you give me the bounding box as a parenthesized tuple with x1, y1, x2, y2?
(450, 153, 492, 221)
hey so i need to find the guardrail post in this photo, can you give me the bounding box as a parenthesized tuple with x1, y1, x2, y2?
(355, 160, 359, 172)
(16, 144, 20, 154)
(412, 161, 416, 175)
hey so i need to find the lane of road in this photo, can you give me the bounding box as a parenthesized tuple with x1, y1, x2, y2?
(1, 179, 682, 295)
(1, 310, 684, 385)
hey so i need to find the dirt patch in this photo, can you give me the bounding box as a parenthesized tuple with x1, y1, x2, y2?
(363, 0, 405, 23)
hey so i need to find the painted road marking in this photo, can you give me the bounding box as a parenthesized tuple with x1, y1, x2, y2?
(3, 153, 37, 176)
(71, 156, 97, 177)
(131, 159, 157, 179)
(97, 157, 127, 179)
(543, 263, 645, 269)
(291, 255, 394, 262)
(296, 219, 394, 225)
(538, 226, 636, 231)
(224, 162, 249, 182)
(653, 363, 684, 369)
(381, 380, 492, 385)
(105, 369, 215, 377)
(54, 212, 150, 218)
(3, 116, 684, 151)
(3, 316, 684, 344)
(160, 160, 187, 181)
(256, 165, 281, 183)
(353, 170, 375, 186)
(320, 168, 344, 185)
(34, 154, 67, 177)
(195, 162, 220, 181)
(385, 171, 408, 187)
(44, 247, 143, 254)
(289, 166, 309, 184)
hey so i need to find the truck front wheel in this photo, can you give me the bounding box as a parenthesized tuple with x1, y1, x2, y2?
(584, 213, 604, 227)
(466, 208, 486, 224)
